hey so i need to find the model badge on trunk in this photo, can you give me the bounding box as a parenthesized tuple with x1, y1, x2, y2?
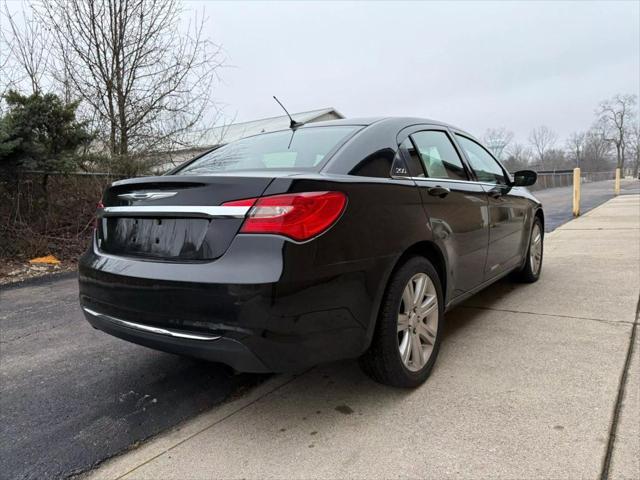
(118, 192, 177, 201)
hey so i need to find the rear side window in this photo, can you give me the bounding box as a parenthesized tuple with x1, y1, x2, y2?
(410, 131, 468, 181)
(455, 135, 507, 184)
(176, 126, 358, 175)
(398, 138, 425, 177)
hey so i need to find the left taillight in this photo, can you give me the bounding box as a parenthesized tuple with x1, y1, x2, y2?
(223, 191, 347, 242)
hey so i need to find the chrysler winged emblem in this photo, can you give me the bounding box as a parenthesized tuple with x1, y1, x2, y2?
(118, 191, 178, 201)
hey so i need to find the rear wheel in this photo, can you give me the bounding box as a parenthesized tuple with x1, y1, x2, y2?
(514, 217, 543, 283)
(360, 256, 444, 388)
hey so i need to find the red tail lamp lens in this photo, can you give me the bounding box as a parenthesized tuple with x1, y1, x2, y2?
(224, 191, 347, 241)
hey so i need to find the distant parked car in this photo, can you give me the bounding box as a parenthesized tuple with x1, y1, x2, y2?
(79, 118, 543, 387)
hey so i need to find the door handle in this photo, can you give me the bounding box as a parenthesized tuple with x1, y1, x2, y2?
(427, 186, 450, 198)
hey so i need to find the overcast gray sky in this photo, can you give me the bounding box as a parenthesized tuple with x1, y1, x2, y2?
(188, 0, 639, 144)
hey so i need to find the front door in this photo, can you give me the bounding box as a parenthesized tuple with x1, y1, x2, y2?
(398, 128, 489, 299)
(454, 134, 528, 278)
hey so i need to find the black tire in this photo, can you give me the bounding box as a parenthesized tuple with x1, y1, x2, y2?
(514, 216, 544, 283)
(360, 256, 444, 388)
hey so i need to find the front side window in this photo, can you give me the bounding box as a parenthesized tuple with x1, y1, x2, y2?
(176, 126, 359, 175)
(455, 135, 507, 184)
(410, 131, 468, 181)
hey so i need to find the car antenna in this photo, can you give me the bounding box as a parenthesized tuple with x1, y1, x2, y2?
(273, 96, 304, 130)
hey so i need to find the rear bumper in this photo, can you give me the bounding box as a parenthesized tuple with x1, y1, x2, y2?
(79, 233, 394, 372)
(81, 306, 270, 372)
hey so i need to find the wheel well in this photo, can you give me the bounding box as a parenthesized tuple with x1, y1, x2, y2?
(535, 208, 544, 230)
(395, 241, 447, 300)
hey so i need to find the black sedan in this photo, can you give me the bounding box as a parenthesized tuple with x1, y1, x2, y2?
(79, 117, 543, 388)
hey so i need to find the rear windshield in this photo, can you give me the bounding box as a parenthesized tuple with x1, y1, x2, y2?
(175, 126, 359, 175)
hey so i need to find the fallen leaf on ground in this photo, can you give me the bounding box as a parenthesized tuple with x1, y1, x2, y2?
(29, 255, 61, 265)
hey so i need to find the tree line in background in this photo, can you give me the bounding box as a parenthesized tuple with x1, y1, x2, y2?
(483, 94, 639, 177)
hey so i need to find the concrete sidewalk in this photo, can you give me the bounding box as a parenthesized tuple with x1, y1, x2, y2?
(89, 195, 640, 480)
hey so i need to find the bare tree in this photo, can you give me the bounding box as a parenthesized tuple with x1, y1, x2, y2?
(503, 142, 531, 172)
(595, 94, 637, 172)
(582, 127, 612, 172)
(482, 127, 514, 160)
(34, 0, 225, 169)
(566, 131, 586, 168)
(0, 1, 52, 96)
(528, 126, 557, 170)
(0, 38, 15, 114)
(543, 148, 571, 170)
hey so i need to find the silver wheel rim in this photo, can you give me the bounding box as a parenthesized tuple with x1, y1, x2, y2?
(397, 273, 439, 372)
(529, 223, 543, 275)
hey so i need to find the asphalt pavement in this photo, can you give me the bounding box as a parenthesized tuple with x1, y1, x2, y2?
(1, 178, 638, 480)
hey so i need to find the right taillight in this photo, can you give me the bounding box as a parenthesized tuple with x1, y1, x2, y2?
(223, 191, 347, 242)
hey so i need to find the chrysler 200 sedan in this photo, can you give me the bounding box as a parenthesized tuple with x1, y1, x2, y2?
(79, 117, 543, 388)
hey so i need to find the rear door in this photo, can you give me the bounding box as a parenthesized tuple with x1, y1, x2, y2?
(397, 127, 489, 298)
(453, 134, 529, 278)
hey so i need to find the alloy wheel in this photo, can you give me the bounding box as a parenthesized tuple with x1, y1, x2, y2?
(397, 273, 439, 372)
(530, 223, 543, 275)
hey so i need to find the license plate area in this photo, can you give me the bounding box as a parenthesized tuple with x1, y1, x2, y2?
(99, 217, 212, 260)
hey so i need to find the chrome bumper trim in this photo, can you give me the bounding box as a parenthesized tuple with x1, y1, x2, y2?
(82, 307, 221, 341)
(99, 205, 250, 219)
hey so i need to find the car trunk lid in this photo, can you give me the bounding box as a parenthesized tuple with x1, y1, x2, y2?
(97, 175, 274, 261)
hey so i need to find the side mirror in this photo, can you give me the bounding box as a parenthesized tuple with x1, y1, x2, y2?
(512, 170, 537, 187)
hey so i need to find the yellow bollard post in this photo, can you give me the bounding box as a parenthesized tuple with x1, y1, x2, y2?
(614, 168, 621, 195)
(572, 167, 581, 217)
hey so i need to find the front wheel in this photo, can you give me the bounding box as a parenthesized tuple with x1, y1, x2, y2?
(360, 256, 444, 388)
(514, 217, 543, 283)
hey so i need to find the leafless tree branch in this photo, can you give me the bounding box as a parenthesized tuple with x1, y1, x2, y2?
(483, 128, 514, 161)
(528, 126, 557, 170)
(595, 94, 638, 171)
(1, 1, 52, 95)
(33, 0, 225, 168)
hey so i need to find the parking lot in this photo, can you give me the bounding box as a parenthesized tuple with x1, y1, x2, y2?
(1, 183, 638, 480)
